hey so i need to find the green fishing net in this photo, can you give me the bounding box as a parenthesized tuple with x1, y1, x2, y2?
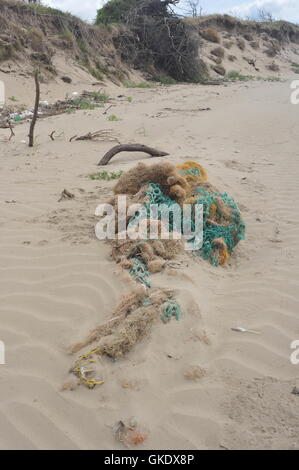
(178, 167, 202, 178)
(195, 187, 246, 266)
(129, 258, 151, 288)
(127, 183, 245, 269)
(161, 299, 183, 323)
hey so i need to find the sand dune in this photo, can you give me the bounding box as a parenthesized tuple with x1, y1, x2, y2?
(0, 77, 299, 449)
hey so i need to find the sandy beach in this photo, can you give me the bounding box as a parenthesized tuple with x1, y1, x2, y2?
(0, 74, 299, 449)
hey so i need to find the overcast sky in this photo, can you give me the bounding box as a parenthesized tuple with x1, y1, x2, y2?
(46, 0, 299, 24)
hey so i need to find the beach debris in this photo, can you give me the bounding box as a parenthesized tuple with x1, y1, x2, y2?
(68, 160, 245, 387)
(184, 366, 206, 381)
(113, 419, 148, 447)
(291, 387, 299, 396)
(69, 288, 174, 381)
(69, 129, 119, 143)
(61, 76, 72, 83)
(0, 91, 110, 128)
(231, 327, 261, 335)
(97, 144, 169, 166)
(71, 350, 105, 389)
(48, 130, 64, 141)
(58, 189, 75, 202)
(160, 299, 183, 323)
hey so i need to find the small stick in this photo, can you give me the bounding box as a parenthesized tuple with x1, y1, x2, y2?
(49, 131, 56, 141)
(8, 120, 15, 141)
(28, 70, 40, 147)
(103, 104, 114, 115)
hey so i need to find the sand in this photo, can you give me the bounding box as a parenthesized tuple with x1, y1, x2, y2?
(0, 73, 299, 450)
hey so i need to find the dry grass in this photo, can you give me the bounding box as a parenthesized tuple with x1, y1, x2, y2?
(211, 46, 225, 59)
(223, 40, 233, 49)
(0, 40, 13, 62)
(243, 33, 254, 41)
(236, 38, 246, 51)
(267, 62, 280, 72)
(211, 64, 226, 76)
(201, 27, 220, 43)
(264, 43, 279, 57)
(250, 40, 260, 50)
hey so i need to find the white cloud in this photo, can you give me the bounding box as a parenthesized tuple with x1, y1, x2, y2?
(230, 0, 299, 22)
(44, 0, 299, 23)
(47, 0, 105, 23)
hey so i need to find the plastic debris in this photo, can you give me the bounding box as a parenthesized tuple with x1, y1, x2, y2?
(161, 299, 183, 323)
(112, 419, 148, 447)
(231, 327, 261, 335)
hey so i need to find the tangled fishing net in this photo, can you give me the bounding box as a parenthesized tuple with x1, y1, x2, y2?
(68, 160, 245, 388)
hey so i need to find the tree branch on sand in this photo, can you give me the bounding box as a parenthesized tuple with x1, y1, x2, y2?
(97, 144, 169, 166)
(28, 70, 40, 148)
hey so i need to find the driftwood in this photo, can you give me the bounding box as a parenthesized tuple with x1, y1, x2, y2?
(98, 144, 169, 166)
(28, 70, 40, 147)
(58, 189, 75, 202)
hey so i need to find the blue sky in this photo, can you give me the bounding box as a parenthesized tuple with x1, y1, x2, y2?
(46, 0, 299, 23)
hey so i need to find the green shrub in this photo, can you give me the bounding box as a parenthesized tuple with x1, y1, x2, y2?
(95, 0, 137, 25)
(226, 71, 254, 81)
(123, 81, 154, 88)
(89, 91, 110, 102)
(107, 114, 121, 121)
(89, 170, 123, 180)
(72, 100, 98, 110)
(156, 76, 177, 85)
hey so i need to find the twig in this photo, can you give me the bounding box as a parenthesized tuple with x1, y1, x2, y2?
(103, 104, 114, 115)
(98, 144, 169, 166)
(8, 120, 15, 141)
(58, 189, 75, 202)
(71, 129, 119, 142)
(49, 131, 56, 141)
(28, 70, 40, 147)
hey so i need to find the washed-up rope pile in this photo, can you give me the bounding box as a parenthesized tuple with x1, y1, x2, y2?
(125, 163, 245, 267)
(68, 160, 245, 388)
